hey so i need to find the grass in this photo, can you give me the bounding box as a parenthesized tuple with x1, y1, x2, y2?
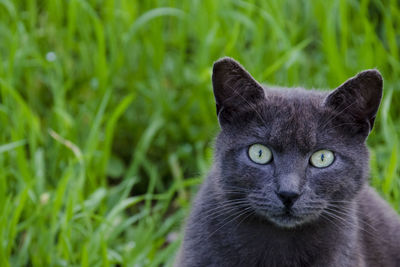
(0, 0, 399, 266)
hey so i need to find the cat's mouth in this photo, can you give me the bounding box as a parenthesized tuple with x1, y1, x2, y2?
(269, 210, 312, 228)
(247, 193, 326, 228)
(253, 206, 323, 228)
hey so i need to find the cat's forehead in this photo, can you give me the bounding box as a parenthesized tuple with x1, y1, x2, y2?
(263, 86, 328, 104)
(244, 88, 329, 152)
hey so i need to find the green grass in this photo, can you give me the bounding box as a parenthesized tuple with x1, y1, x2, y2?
(0, 0, 399, 266)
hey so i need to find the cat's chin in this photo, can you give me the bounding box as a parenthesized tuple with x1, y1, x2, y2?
(257, 210, 320, 229)
(269, 215, 311, 229)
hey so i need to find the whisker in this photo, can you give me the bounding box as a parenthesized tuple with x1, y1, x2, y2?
(319, 213, 366, 260)
(297, 205, 323, 211)
(201, 199, 249, 218)
(248, 195, 270, 201)
(328, 200, 355, 203)
(322, 209, 386, 245)
(326, 205, 379, 234)
(251, 202, 276, 208)
(233, 209, 255, 232)
(222, 185, 261, 192)
(319, 213, 344, 230)
(201, 203, 248, 223)
(205, 206, 253, 241)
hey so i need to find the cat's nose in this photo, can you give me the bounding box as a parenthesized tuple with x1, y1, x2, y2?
(276, 191, 300, 208)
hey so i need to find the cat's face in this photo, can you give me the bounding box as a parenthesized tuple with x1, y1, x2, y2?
(212, 58, 383, 228)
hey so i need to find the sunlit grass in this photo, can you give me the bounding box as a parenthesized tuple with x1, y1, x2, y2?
(0, 0, 399, 266)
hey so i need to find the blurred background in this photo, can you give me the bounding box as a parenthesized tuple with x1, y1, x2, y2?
(1, 0, 399, 266)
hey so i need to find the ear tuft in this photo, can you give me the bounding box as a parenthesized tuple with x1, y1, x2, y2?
(212, 57, 265, 126)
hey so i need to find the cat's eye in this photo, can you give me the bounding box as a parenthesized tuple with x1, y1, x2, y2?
(310, 150, 334, 168)
(248, 144, 272, 164)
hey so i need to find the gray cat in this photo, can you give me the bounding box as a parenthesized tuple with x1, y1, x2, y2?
(176, 57, 400, 267)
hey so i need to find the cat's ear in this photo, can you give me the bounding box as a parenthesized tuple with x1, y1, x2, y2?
(324, 69, 383, 134)
(212, 57, 265, 126)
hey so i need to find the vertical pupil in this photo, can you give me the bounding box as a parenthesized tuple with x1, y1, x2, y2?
(258, 150, 262, 157)
(321, 154, 325, 161)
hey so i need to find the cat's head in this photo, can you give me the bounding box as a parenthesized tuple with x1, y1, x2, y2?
(212, 57, 383, 228)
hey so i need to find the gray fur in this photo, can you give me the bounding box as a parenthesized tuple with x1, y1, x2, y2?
(177, 57, 400, 267)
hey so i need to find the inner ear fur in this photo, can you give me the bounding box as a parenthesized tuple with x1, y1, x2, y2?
(324, 69, 383, 133)
(212, 57, 265, 126)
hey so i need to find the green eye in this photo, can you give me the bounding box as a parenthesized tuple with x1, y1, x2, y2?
(248, 144, 272, 164)
(310, 150, 334, 168)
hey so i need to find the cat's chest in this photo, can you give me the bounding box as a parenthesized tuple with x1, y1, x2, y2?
(206, 219, 342, 267)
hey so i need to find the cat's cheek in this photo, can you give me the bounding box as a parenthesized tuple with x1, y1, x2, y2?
(217, 136, 277, 188)
(307, 166, 337, 192)
(218, 150, 273, 189)
(308, 165, 364, 200)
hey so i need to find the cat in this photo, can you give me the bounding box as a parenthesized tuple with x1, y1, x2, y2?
(176, 57, 400, 267)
